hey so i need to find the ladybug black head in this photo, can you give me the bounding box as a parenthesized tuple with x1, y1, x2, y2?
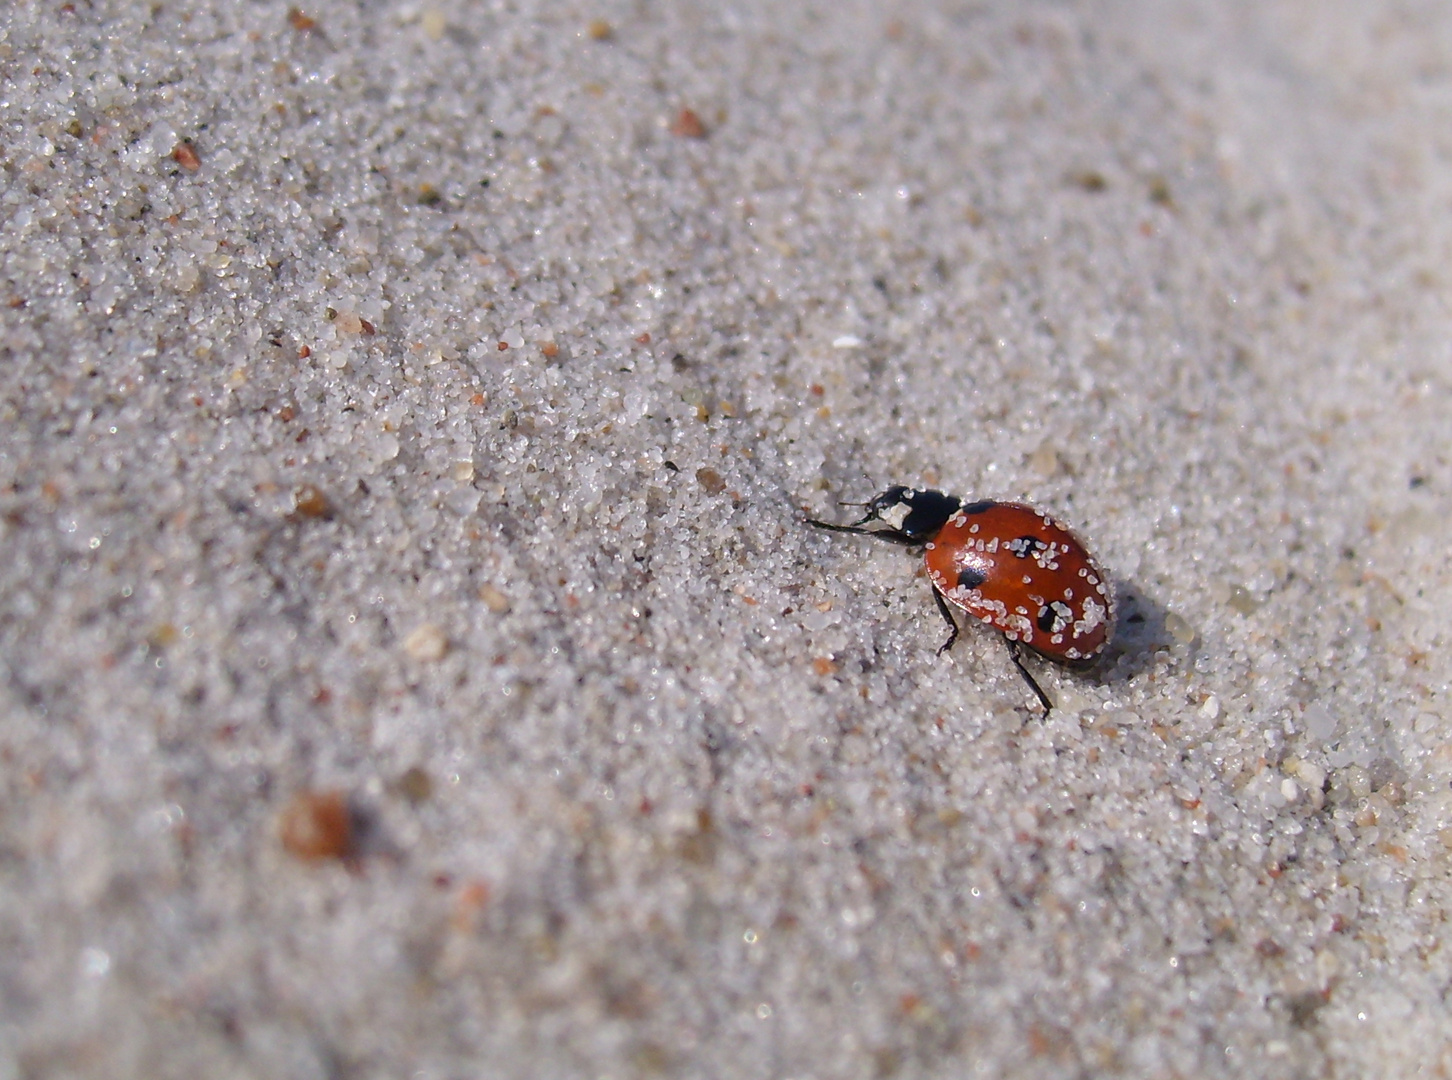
(808, 486, 962, 544)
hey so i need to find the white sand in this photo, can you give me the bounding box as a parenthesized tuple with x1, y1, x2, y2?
(2, 1, 1450, 1076)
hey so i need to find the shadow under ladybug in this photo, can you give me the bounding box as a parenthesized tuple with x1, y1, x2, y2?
(806, 485, 1116, 719)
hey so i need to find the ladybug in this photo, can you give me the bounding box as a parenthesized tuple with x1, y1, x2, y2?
(807, 486, 1114, 718)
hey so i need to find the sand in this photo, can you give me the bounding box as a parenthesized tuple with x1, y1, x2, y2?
(2, 1, 1450, 1076)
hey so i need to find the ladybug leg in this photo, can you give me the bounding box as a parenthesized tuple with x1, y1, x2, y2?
(1005, 639, 1053, 721)
(806, 518, 917, 545)
(931, 587, 960, 655)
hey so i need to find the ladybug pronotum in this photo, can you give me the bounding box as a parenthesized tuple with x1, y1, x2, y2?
(807, 485, 1115, 717)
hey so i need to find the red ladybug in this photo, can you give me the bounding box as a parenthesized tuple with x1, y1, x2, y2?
(807, 486, 1114, 717)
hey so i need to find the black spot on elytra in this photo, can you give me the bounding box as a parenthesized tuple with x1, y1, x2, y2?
(957, 567, 986, 590)
(1008, 535, 1042, 559)
(1037, 601, 1071, 634)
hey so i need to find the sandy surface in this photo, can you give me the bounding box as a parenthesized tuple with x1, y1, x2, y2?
(3, 1, 1451, 1076)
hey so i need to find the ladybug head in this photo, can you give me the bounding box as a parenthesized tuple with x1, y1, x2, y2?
(809, 486, 962, 544)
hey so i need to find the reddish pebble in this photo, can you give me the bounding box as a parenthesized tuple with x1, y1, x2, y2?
(696, 467, 726, 495)
(451, 880, 492, 931)
(287, 7, 317, 31)
(292, 483, 333, 519)
(172, 141, 201, 171)
(278, 790, 354, 861)
(396, 765, 433, 804)
(671, 108, 707, 138)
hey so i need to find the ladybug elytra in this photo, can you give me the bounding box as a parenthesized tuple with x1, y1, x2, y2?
(808, 485, 1114, 718)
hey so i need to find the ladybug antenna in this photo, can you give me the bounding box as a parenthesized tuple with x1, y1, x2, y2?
(803, 486, 874, 531)
(805, 484, 907, 538)
(847, 472, 881, 506)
